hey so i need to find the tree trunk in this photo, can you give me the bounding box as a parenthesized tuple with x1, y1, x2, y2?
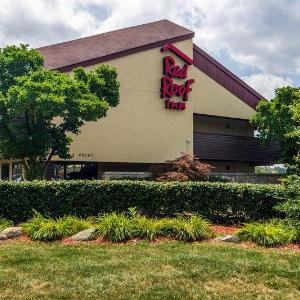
(23, 157, 43, 181)
(42, 150, 55, 180)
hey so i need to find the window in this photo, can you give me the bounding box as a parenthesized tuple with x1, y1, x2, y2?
(53, 164, 65, 180)
(66, 164, 82, 179)
(1, 164, 10, 180)
(52, 163, 97, 180)
(12, 162, 22, 181)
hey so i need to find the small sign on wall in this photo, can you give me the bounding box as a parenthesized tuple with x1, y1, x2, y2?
(160, 44, 194, 111)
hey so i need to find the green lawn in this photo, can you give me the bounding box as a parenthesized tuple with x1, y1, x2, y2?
(0, 241, 299, 299)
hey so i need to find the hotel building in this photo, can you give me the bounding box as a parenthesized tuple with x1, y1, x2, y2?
(0, 20, 279, 180)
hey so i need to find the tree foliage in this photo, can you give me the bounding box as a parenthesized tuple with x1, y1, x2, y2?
(251, 86, 300, 173)
(276, 175, 300, 221)
(0, 45, 120, 180)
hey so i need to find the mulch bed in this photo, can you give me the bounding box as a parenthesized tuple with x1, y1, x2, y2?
(277, 243, 300, 251)
(211, 225, 239, 235)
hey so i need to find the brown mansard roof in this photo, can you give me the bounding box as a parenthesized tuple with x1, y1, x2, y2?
(37, 19, 263, 110)
(38, 19, 194, 71)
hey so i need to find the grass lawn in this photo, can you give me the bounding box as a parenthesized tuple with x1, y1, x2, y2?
(0, 241, 299, 299)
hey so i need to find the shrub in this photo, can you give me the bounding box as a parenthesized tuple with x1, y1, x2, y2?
(236, 221, 297, 247)
(21, 213, 61, 242)
(0, 217, 13, 231)
(131, 216, 160, 240)
(282, 220, 300, 242)
(149, 154, 213, 182)
(276, 175, 300, 220)
(155, 172, 189, 182)
(189, 215, 214, 240)
(22, 213, 92, 241)
(208, 174, 231, 183)
(276, 175, 300, 241)
(58, 216, 92, 236)
(95, 212, 212, 242)
(96, 213, 133, 242)
(0, 180, 285, 224)
(157, 216, 212, 242)
(278, 199, 300, 221)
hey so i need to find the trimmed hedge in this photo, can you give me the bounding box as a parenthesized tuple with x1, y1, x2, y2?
(0, 180, 286, 224)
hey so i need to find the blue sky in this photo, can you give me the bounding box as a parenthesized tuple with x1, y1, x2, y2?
(0, 0, 298, 99)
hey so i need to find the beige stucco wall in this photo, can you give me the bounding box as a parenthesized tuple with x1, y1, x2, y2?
(190, 66, 256, 120)
(67, 39, 194, 163)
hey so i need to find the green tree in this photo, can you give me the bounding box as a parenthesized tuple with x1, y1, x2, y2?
(0, 45, 119, 180)
(252, 86, 300, 174)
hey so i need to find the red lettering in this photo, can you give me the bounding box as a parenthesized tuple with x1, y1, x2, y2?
(163, 56, 175, 76)
(177, 85, 186, 97)
(161, 76, 173, 98)
(163, 56, 188, 79)
(161, 54, 194, 111)
(179, 65, 188, 79)
(164, 99, 186, 110)
(179, 102, 186, 110)
(171, 101, 178, 109)
(183, 79, 194, 101)
(171, 84, 178, 95)
(161, 76, 194, 101)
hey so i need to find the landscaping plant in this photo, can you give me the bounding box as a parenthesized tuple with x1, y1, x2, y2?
(149, 153, 213, 182)
(157, 216, 212, 242)
(21, 213, 61, 241)
(21, 213, 92, 242)
(131, 215, 160, 240)
(96, 213, 134, 242)
(0, 180, 285, 224)
(236, 221, 297, 247)
(0, 217, 13, 231)
(20, 210, 213, 243)
(276, 175, 300, 241)
(207, 174, 231, 183)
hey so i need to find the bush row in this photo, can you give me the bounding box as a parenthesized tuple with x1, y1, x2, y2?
(0, 180, 286, 224)
(3, 212, 298, 246)
(21, 212, 212, 242)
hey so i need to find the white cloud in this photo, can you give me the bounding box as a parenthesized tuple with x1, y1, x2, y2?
(191, 1, 300, 76)
(0, 0, 99, 47)
(0, 0, 299, 86)
(242, 74, 294, 99)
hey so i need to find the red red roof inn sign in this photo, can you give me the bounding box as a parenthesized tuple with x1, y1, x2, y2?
(160, 44, 195, 111)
